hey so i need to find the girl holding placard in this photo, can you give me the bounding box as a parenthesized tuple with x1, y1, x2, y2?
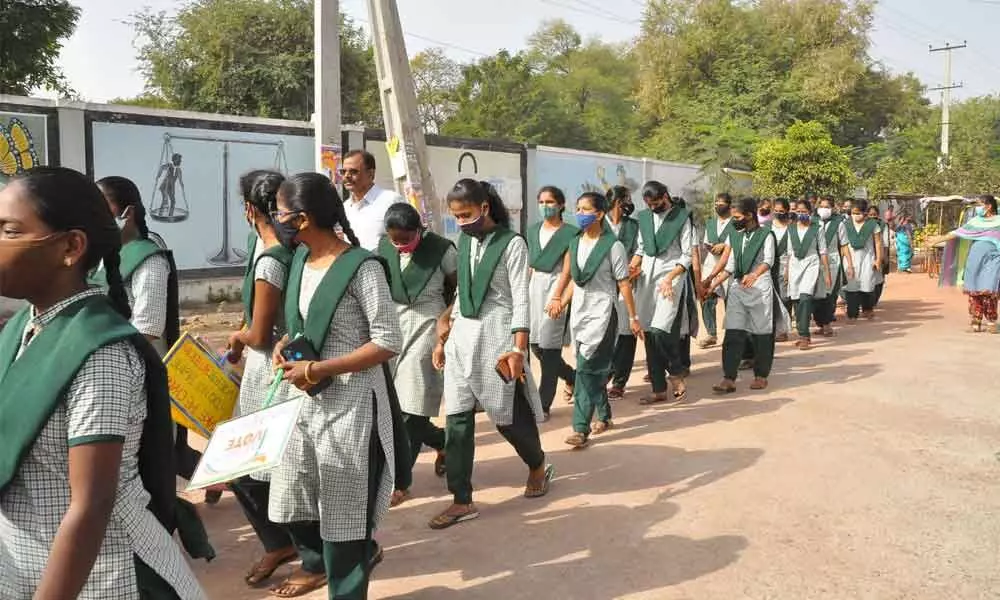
(270, 172, 401, 599)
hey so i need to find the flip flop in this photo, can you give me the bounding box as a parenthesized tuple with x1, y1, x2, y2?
(591, 420, 613, 435)
(269, 571, 327, 598)
(245, 550, 297, 587)
(390, 489, 412, 508)
(428, 506, 480, 530)
(750, 378, 768, 390)
(712, 381, 736, 395)
(639, 394, 668, 406)
(524, 464, 555, 498)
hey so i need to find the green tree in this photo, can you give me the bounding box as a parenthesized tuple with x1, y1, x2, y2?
(109, 93, 174, 109)
(410, 48, 461, 134)
(0, 0, 80, 96)
(442, 50, 585, 146)
(753, 120, 856, 198)
(130, 0, 381, 124)
(635, 0, 930, 165)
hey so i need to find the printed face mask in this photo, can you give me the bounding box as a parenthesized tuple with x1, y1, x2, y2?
(392, 234, 421, 254)
(540, 205, 561, 219)
(797, 213, 812, 224)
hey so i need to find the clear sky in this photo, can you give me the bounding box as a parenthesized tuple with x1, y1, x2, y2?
(49, 0, 1000, 104)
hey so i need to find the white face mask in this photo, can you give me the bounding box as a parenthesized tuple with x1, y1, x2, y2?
(817, 207, 832, 221)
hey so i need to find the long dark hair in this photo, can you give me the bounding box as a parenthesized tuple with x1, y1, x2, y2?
(641, 180, 670, 202)
(15, 167, 130, 318)
(97, 175, 151, 240)
(537, 185, 567, 216)
(447, 178, 511, 229)
(385, 202, 423, 232)
(246, 171, 284, 219)
(278, 172, 360, 246)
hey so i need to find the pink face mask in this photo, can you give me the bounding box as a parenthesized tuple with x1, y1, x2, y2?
(392, 235, 420, 254)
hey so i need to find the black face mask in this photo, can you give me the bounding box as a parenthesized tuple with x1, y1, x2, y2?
(621, 202, 635, 217)
(732, 218, 749, 231)
(715, 206, 730, 217)
(274, 218, 301, 250)
(774, 212, 790, 222)
(758, 208, 771, 216)
(651, 204, 669, 214)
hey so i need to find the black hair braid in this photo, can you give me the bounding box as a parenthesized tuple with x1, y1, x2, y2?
(249, 172, 285, 222)
(334, 201, 362, 247)
(102, 248, 132, 319)
(479, 180, 511, 229)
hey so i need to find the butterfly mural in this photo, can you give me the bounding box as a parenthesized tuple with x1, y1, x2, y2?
(0, 118, 39, 177)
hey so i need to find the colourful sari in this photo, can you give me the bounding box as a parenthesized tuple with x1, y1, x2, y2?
(940, 216, 1000, 322)
(895, 227, 912, 272)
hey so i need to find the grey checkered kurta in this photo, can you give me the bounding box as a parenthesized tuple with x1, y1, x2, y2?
(770, 223, 791, 299)
(679, 216, 700, 339)
(238, 252, 292, 482)
(634, 212, 693, 332)
(815, 219, 848, 299)
(391, 244, 456, 417)
(444, 235, 544, 426)
(0, 289, 205, 600)
(844, 222, 879, 293)
(701, 218, 734, 300)
(570, 239, 629, 359)
(723, 233, 777, 336)
(125, 253, 171, 346)
(786, 224, 828, 300)
(528, 225, 569, 350)
(268, 259, 401, 543)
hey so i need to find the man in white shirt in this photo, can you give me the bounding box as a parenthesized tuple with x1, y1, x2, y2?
(341, 149, 406, 250)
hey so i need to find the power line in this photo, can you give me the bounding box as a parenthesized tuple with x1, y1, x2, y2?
(540, 0, 639, 26)
(565, 0, 641, 23)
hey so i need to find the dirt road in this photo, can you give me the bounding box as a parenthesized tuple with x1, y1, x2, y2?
(183, 272, 1000, 599)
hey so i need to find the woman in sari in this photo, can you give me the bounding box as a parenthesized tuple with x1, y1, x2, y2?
(934, 195, 1000, 333)
(896, 215, 913, 273)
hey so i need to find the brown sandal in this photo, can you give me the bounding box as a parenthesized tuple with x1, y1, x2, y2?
(563, 385, 575, 404)
(668, 376, 687, 403)
(524, 464, 555, 497)
(607, 386, 625, 400)
(390, 488, 412, 508)
(639, 393, 668, 405)
(429, 504, 480, 530)
(591, 420, 613, 435)
(712, 380, 736, 395)
(750, 378, 768, 390)
(246, 548, 297, 586)
(269, 570, 327, 598)
(565, 432, 589, 448)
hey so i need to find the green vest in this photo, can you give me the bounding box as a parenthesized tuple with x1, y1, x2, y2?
(242, 234, 294, 326)
(0, 295, 178, 531)
(611, 217, 639, 256)
(457, 228, 519, 319)
(377, 232, 454, 305)
(636, 206, 690, 257)
(284, 246, 386, 354)
(526, 221, 578, 273)
(822, 215, 845, 248)
(569, 232, 617, 286)
(845, 219, 879, 250)
(705, 216, 735, 245)
(767, 224, 789, 257)
(789, 223, 821, 260)
(729, 228, 777, 280)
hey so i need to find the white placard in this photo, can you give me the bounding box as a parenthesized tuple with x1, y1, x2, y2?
(185, 398, 304, 491)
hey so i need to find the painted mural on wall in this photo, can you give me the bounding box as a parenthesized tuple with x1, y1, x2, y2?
(92, 121, 312, 270)
(366, 141, 524, 241)
(0, 113, 47, 189)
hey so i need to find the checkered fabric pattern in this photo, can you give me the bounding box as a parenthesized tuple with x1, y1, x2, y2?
(269, 259, 401, 543)
(126, 253, 171, 339)
(0, 289, 205, 600)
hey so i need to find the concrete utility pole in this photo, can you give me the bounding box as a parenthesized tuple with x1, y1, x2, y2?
(929, 41, 966, 167)
(314, 0, 341, 175)
(365, 0, 440, 231)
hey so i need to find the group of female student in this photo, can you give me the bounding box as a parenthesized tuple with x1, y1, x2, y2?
(0, 163, 894, 600)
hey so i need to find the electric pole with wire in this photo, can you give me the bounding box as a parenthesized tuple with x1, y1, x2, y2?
(929, 41, 966, 167)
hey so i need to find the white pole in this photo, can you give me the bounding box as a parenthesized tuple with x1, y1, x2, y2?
(314, 0, 342, 175)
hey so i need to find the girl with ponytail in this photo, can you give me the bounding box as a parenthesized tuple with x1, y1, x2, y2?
(267, 171, 403, 598)
(603, 185, 641, 399)
(526, 185, 576, 418)
(0, 166, 205, 599)
(429, 178, 553, 530)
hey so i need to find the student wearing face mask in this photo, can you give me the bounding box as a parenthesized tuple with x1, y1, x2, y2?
(929, 194, 1000, 333)
(867, 205, 891, 306)
(631, 181, 693, 405)
(430, 179, 552, 530)
(843, 199, 884, 321)
(526, 186, 577, 417)
(767, 198, 793, 343)
(605, 186, 641, 399)
(697, 193, 734, 349)
(555, 192, 642, 448)
(379, 202, 456, 505)
(94, 177, 211, 499)
(784, 199, 832, 350)
(705, 197, 779, 393)
(757, 198, 773, 227)
(812, 196, 855, 337)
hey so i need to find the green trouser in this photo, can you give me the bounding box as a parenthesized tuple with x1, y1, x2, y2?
(723, 329, 774, 380)
(813, 270, 842, 327)
(445, 384, 545, 505)
(793, 294, 814, 338)
(285, 521, 327, 575)
(874, 282, 884, 306)
(403, 413, 445, 467)
(529, 344, 576, 413)
(572, 312, 617, 436)
(643, 316, 683, 394)
(701, 295, 719, 338)
(135, 558, 182, 599)
(321, 400, 386, 600)
(609, 334, 637, 389)
(846, 290, 874, 318)
(230, 476, 294, 553)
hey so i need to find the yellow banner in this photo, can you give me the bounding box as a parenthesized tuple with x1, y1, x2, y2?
(164, 332, 238, 436)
